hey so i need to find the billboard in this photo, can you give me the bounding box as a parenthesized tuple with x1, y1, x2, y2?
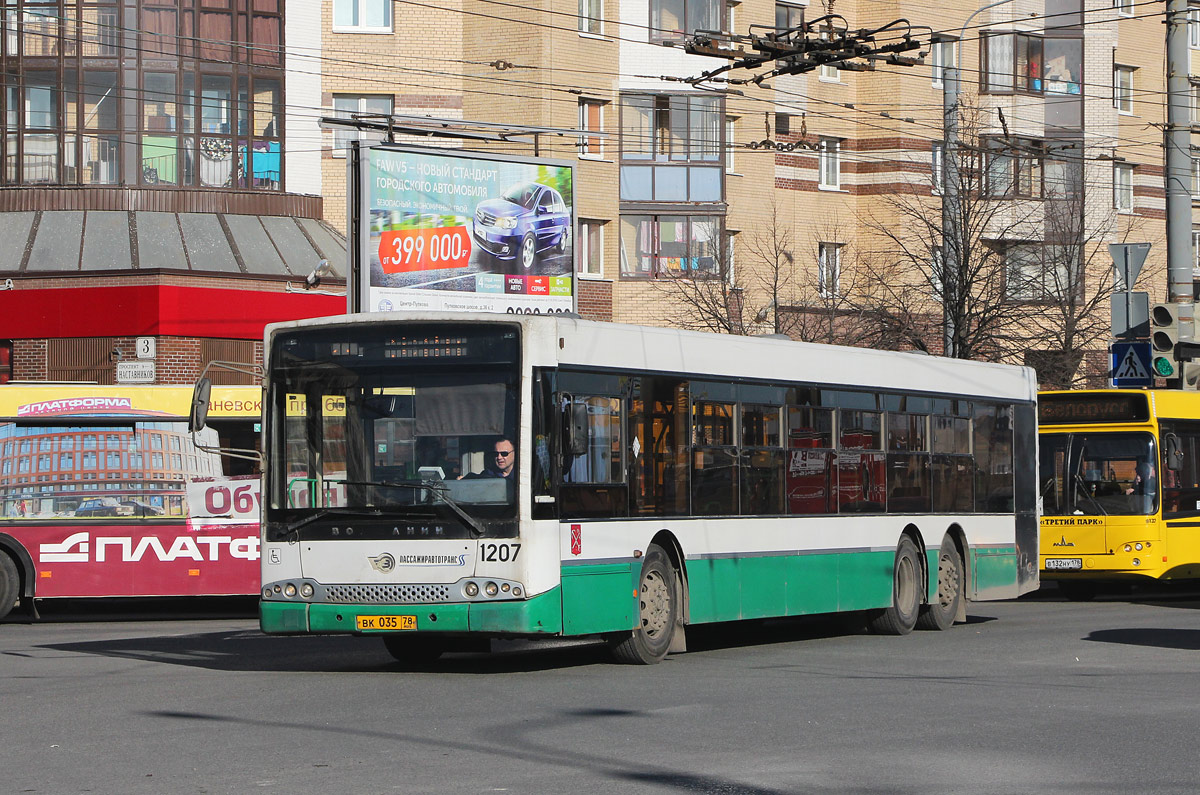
(357, 147, 575, 314)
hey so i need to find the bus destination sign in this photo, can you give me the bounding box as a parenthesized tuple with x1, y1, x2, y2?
(1038, 393, 1150, 425)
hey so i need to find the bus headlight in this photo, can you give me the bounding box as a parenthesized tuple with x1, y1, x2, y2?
(300, 583, 314, 598)
(464, 581, 479, 597)
(484, 581, 499, 597)
(1132, 558, 1141, 567)
(1124, 544, 1132, 552)
(284, 583, 297, 597)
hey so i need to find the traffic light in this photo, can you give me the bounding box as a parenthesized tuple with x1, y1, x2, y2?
(1151, 303, 1181, 378)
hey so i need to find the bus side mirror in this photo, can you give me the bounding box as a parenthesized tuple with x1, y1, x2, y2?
(566, 399, 589, 457)
(1165, 433, 1183, 472)
(189, 377, 212, 433)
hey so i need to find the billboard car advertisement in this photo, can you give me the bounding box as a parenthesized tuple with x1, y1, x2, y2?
(361, 147, 575, 314)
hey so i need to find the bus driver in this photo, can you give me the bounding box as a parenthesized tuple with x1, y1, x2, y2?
(460, 437, 516, 479)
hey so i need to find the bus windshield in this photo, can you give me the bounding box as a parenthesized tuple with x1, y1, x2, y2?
(265, 325, 519, 538)
(1040, 432, 1157, 517)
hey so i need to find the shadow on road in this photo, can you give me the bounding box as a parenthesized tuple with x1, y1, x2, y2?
(1023, 580, 1200, 609)
(1, 596, 259, 625)
(36, 611, 883, 674)
(1084, 627, 1200, 651)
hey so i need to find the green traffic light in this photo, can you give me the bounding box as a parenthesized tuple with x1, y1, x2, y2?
(1154, 355, 1176, 377)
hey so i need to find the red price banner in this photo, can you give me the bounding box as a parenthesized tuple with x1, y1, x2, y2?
(378, 227, 473, 273)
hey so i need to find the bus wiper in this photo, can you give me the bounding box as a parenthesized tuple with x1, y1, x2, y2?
(1073, 474, 1107, 516)
(334, 479, 488, 539)
(285, 507, 386, 535)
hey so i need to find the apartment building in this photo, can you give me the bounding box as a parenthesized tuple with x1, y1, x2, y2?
(311, 0, 1188, 387)
(0, 0, 1187, 388)
(0, 0, 345, 385)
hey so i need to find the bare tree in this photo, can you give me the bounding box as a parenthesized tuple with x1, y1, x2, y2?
(650, 219, 748, 335)
(850, 99, 1158, 386)
(1016, 161, 1164, 388)
(655, 202, 885, 342)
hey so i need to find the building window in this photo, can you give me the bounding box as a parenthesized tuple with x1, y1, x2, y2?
(620, 93, 723, 202)
(333, 0, 392, 31)
(1193, 230, 1200, 270)
(1114, 66, 1134, 114)
(819, 63, 839, 81)
(1116, 0, 1134, 17)
(931, 39, 955, 88)
(619, 215, 724, 278)
(1044, 149, 1083, 198)
(331, 95, 394, 157)
(1193, 159, 1200, 195)
(1114, 162, 1134, 212)
(985, 138, 1045, 199)
(818, 138, 840, 189)
(982, 34, 1081, 96)
(1, 1, 285, 190)
(650, 0, 721, 41)
(579, 99, 604, 158)
(726, 116, 737, 172)
(775, 2, 803, 33)
(579, 0, 602, 34)
(579, 220, 604, 277)
(1005, 244, 1074, 301)
(931, 143, 944, 194)
(818, 243, 841, 298)
(1191, 9, 1200, 47)
(1192, 83, 1200, 125)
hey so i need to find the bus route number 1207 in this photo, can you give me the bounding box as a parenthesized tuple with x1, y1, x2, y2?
(479, 542, 521, 562)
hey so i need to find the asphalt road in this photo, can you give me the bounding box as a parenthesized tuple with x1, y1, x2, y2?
(2, 586, 1199, 795)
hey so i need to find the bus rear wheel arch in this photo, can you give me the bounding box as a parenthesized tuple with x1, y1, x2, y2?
(609, 543, 679, 664)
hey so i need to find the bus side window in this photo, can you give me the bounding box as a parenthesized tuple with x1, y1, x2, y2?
(1162, 424, 1200, 517)
(559, 394, 627, 518)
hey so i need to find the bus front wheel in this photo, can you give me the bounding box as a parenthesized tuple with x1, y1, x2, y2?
(867, 536, 921, 635)
(610, 544, 677, 664)
(0, 553, 19, 621)
(382, 634, 444, 665)
(916, 535, 963, 631)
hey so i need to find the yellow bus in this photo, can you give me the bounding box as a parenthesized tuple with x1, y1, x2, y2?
(1038, 389, 1200, 597)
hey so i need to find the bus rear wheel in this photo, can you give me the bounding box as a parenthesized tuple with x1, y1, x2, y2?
(610, 544, 677, 664)
(382, 634, 444, 664)
(916, 535, 963, 631)
(867, 536, 921, 635)
(0, 553, 19, 621)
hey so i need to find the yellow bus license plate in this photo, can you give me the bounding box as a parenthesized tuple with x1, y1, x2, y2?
(356, 615, 417, 631)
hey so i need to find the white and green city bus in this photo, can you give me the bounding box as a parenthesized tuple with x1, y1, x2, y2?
(245, 313, 1039, 664)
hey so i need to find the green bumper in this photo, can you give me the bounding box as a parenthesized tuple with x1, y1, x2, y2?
(260, 586, 565, 636)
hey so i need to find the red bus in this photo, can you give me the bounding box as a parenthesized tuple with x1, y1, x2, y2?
(0, 385, 261, 619)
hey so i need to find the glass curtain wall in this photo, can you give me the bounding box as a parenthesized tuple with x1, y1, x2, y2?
(0, 0, 284, 189)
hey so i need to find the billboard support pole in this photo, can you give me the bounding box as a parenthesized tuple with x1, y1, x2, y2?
(346, 140, 364, 315)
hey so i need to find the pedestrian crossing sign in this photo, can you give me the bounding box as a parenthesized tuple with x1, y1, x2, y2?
(1110, 342, 1152, 388)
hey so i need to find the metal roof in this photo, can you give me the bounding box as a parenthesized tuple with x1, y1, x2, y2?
(0, 209, 346, 279)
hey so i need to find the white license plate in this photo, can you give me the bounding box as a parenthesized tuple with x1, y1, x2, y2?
(1045, 558, 1083, 571)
